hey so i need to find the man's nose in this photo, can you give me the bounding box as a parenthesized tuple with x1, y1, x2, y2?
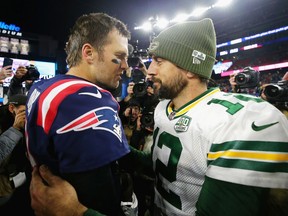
(147, 61, 157, 76)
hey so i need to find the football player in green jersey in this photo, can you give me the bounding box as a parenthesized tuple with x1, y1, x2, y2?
(30, 18, 288, 216)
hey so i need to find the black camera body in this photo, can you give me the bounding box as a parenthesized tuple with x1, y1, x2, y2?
(128, 57, 141, 68)
(140, 107, 155, 129)
(235, 67, 260, 88)
(128, 48, 148, 68)
(23, 65, 40, 81)
(263, 80, 288, 103)
(133, 80, 153, 98)
(131, 79, 159, 129)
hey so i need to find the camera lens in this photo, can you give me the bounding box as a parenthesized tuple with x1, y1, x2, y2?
(140, 113, 154, 128)
(133, 82, 147, 97)
(264, 85, 282, 98)
(235, 73, 249, 85)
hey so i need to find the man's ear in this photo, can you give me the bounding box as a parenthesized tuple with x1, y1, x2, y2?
(8, 104, 14, 113)
(82, 43, 96, 64)
(186, 72, 196, 78)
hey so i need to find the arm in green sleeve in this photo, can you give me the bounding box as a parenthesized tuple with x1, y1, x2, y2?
(196, 176, 270, 216)
(129, 145, 153, 168)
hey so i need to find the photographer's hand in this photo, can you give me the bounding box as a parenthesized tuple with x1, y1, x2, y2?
(124, 107, 131, 117)
(127, 82, 135, 95)
(13, 107, 26, 131)
(122, 82, 135, 103)
(229, 71, 240, 93)
(14, 66, 28, 79)
(0, 65, 13, 79)
(136, 114, 142, 131)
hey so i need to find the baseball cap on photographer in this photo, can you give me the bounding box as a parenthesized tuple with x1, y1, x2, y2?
(148, 18, 216, 79)
(8, 94, 28, 106)
(128, 97, 141, 108)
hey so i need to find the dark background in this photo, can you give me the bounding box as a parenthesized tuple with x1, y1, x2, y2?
(3, 0, 287, 48)
(1, 0, 288, 73)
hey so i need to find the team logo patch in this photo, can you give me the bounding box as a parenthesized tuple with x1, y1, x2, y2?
(149, 41, 159, 52)
(174, 116, 191, 133)
(192, 50, 206, 65)
(56, 106, 122, 142)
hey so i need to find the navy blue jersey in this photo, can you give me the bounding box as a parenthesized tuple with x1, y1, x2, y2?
(25, 74, 130, 174)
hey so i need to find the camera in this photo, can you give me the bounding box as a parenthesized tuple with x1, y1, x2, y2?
(131, 79, 159, 129)
(140, 98, 159, 129)
(128, 57, 141, 68)
(23, 64, 40, 81)
(133, 80, 153, 98)
(235, 67, 260, 88)
(140, 107, 155, 129)
(263, 80, 288, 103)
(128, 48, 148, 68)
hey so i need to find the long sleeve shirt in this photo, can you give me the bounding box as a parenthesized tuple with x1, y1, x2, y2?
(0, 127, 23, 164)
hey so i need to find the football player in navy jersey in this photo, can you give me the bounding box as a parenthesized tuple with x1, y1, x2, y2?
(26, 13, 131, 216)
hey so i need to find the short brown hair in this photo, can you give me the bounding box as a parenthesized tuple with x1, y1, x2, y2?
(65, 13, 131, 67)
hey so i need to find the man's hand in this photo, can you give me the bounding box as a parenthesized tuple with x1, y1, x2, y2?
(229, 71, 239, 93)
(127, 82, 135, 95)
(13, 107, 26, 131)
(14, 66, 28, 79)
(0, 65, 13, 79)
(30, 165, 88, 216)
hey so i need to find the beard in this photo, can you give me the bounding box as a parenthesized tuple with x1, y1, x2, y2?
(158, 73, 188, 100)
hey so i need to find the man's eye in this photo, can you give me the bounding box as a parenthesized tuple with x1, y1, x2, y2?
(116, 55, 127, 60)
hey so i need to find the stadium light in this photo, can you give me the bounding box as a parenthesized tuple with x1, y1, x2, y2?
(170, 13, 190, 23)
(154, 18, 169, 29)
(191, 6, 211, 17)
(213, 0, 232, 8)
(135, 0, 234, 31)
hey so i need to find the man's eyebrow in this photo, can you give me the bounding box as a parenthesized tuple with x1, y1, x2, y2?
(115, 51, 128, 57)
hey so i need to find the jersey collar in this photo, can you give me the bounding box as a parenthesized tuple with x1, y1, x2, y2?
(166, 87, 221, 120)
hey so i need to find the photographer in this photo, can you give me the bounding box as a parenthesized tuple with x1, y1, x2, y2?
(118, 52, 148, 102)
(119, 77, 159, 142)
(229, 68, 288, 118)
(7, 65, 40, 99)
(229, 66, 260, 95)
(128, 107, 155, 216)
(125, 86, 158, 216)
(119, 73, 159, 216)
(261, 71, 288, 118)
(120, 98, 142, 143)
(0, 94, 33, 214)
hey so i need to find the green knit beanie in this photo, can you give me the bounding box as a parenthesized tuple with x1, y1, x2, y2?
(148, 18, 217, 79)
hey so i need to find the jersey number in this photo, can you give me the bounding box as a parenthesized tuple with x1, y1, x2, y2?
(155, 130, 183, 210)
(207, 94, 263, 115)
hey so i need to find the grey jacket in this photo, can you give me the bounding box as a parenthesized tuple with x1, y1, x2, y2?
(0, 127, 23, 164)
